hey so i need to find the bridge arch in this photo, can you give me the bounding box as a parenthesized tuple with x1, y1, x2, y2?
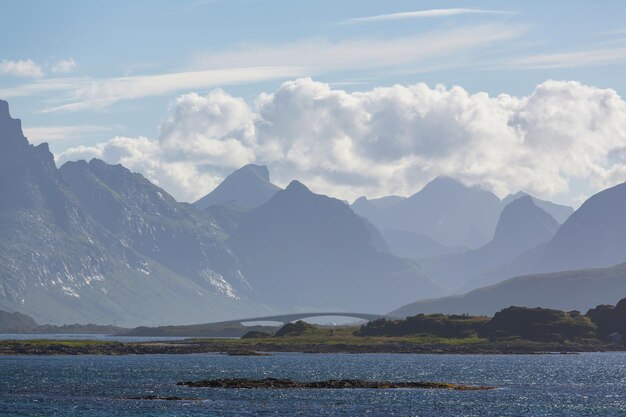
(211, 312, 399, 326)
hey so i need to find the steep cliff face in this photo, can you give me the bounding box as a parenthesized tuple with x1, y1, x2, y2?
(0, 100, 265, 326)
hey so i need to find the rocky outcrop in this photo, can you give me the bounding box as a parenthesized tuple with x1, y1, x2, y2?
(177, 378, 495, 390)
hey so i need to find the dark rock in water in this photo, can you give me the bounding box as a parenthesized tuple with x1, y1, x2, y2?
(119, 395, 203, 401)
(273, 320, 315, 337)
(241, 330, 273, 339)
(177, 378, 495, 390)
(225, 350, 271, 356)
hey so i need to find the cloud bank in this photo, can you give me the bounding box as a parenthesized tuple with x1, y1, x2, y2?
(0, 59, 44, 78)
(56, 78, 626, 205)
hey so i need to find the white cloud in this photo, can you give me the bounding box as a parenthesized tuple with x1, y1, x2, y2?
(56, 78, 626, 206)
(52, 58, 77, 74)
(343, 8, 508, 24)
(0, 59, 44, 78)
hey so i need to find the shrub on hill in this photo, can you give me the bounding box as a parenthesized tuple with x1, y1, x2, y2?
(354, 314, 488, 338)
(273, 321, 316, 337)
(586, 297, 626, 344)
(479, 306, 597, 342)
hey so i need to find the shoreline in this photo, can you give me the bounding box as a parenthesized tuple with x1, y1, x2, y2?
(0, 337, 621, 356)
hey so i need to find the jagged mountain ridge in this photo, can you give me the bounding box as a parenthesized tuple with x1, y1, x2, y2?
(0, 100, 268, 326)
(503, 191, 573, 224)
(228, 181, 443, 312)
(352, 176, 504, 249)
(59, 159, 249, 298)
(194, 164, 280, 209)
(421, 196, 560, 289)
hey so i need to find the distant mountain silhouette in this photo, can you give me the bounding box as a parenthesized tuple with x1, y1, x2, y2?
(421, 196, 559, 288)
(391, 263, 626, 317)
(351, 195, 405, 227)
(503, 191, 573, 224)
(352, 177, 503, 249)
(0, 100, 268, 326)
(380, 229, 463, 259)
(194, 164, 280, 209)
(229, 181, 443, 312)
(534, 181, 626, 273)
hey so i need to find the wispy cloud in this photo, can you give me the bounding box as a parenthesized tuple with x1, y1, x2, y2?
(512, 45, 626, 69)
(198, 24, 524, 71)
(1, 24, 523, 112)
(0, 59, 44, 78)
(23, 124, 116, 143)
(342, 8, 508, 25)
(52, 58, 77, 74)
(43, 66, 304, 112)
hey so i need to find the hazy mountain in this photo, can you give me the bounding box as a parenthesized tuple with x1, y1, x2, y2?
(503, 191, 573, 224)
(533, 181, 626, 273)
(351, 195, 405, 226)
(59, 158, 250, 296)
(229, 181, 443, 312)
(194, 164, 280, 209)
(391, 263, 626, 317)
(380, 229, 463, 259)
(463, 181, 626, 288)
(0, 100, 267, 326)
(354, 177, 503, 249)
(422, 196, 559, 288)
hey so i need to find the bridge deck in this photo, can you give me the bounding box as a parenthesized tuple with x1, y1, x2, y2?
(209, 312, 401, 326)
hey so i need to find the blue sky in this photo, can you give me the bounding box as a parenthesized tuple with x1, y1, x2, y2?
(2, 1, 626, 205)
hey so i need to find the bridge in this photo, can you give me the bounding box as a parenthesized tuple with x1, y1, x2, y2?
(209, 312, 402, 326)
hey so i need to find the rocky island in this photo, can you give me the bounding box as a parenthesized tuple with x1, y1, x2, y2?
(177, 378, 495, 390)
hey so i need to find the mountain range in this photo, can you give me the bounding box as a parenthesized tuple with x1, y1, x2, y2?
(228, 180, 441, 312)
(0, 100, 440, 324)
(421, 196, 560, 289)
(2, 97, 626, 327)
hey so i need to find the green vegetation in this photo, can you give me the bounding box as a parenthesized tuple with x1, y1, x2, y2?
(586, 299, 626, 343)
(355, 314, 488, 338)
(2, 299, 625, 356)
(480, 307, 596, 342)
(273, 320, 316, 337)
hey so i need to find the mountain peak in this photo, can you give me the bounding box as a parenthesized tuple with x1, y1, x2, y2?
(503, 191, 573, 224)
(425, 175, 464, 189)
(285, 180, 310, 193)
(0, 99, 10, 119)
(493, 194, 558, 244)
(0, 99, 29, 161)
(194, 164, 281, 209)
(239, 164, 271, 181)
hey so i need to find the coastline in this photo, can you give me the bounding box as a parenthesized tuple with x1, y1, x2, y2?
(0, 336, 620, 356)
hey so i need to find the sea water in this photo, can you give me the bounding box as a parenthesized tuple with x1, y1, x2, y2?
(1, 352, 625, 416)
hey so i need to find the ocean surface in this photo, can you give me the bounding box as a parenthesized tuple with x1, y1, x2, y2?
(1, 352, 625, 416)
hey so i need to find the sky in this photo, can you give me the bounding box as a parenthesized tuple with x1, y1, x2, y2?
(2, 0, 626, 207)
